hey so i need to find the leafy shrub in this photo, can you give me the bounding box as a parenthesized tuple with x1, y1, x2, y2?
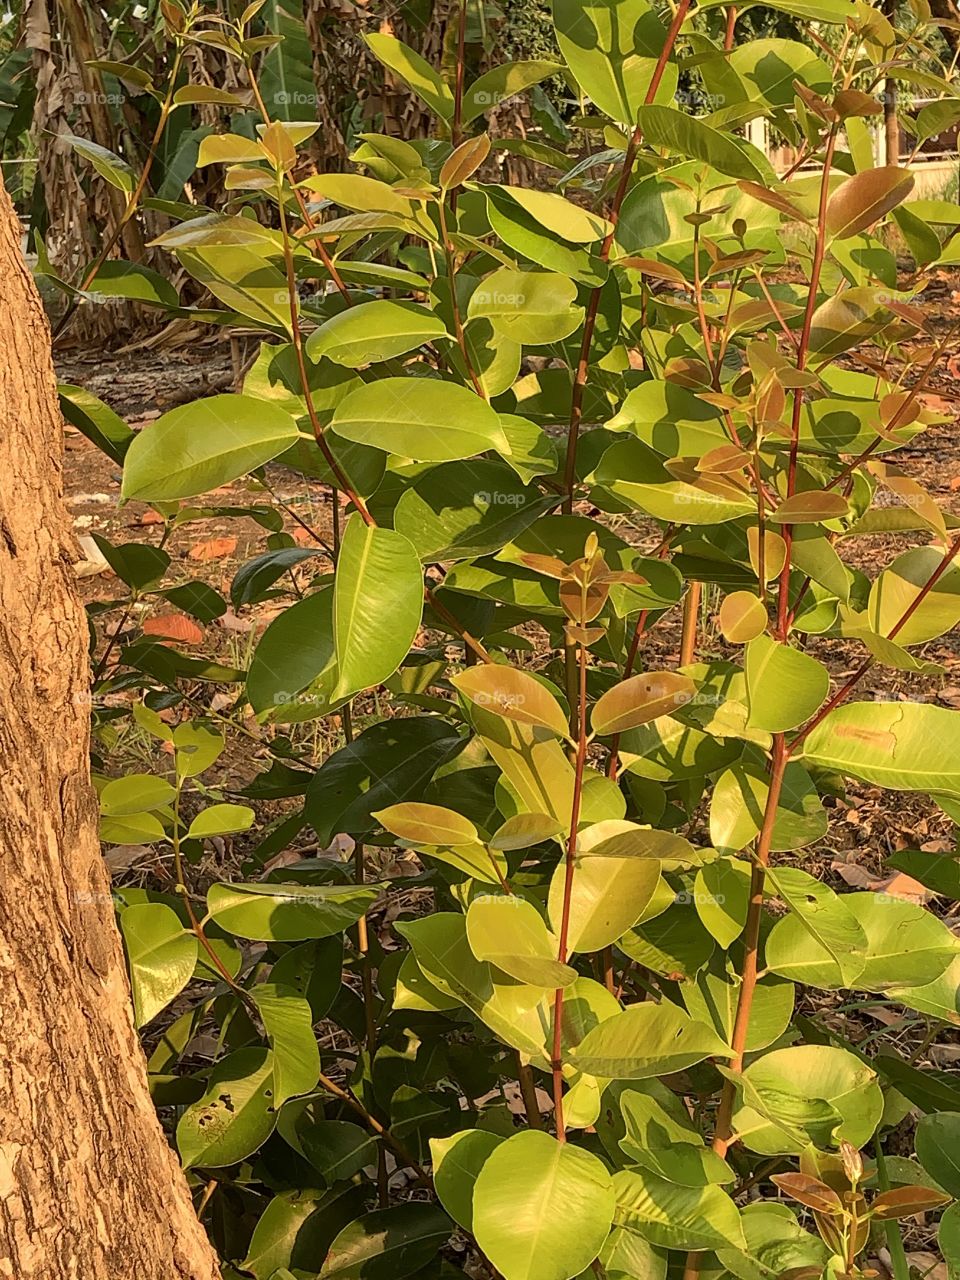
(51, 0, 960, 1276)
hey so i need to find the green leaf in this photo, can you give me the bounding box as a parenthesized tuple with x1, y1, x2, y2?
(247, 588, 339, 717)
(259, 0, 316, 122)
(305, 717, 462, 846)
(800, 700, 960, 793)
(431, 1130, 505, 1230)
(376, 802, 479, 846)
(161, 581, 227, 622)
(744, 635, 829, 732)
(302, 172, 418, 219)
(612, 1167, 745, 1252)
(333, 517, 423, 699)
(467, 895, 577, 988)
(362, 30, 454, 121)
(619, 1088, 731, 1183)
(620, 900, 715, 980)
(635, 105, 766, 181)
(306, 300, 448, 366)
(187, 804, 255, 839)
(463, 60, 562, 123)
(197, 133, 265, 166)
(695, 858, 752, 947)
(85, 260, 180, 308)
(174, 722, 224, 778)
(553, 0, 677, 123)
(593, 438, 754, 525)
(206, 882, 380, 941)
(319, 1202, 452, 1280)
(681, 962, 795, 1054)
(473, 1130, 615, 1280)
(394, 460, 553, 560)
(940, 1201, 960, 1278)
(62, 132, 135, 192)
(468, 268, 583, 344)
(101, 811, 167, 844)
(548, 834, 662, 953)
(710, 760, 827, 853)
(491, 812, 566, 850)
(600, 1223, 668, 1280)
(575, 820, 700, 869)
(496, 186, 613, 244)
(231, 547, 324, 608)
(177, 1047, 277, 1168)
(59, 384, 134, 465)
(250, 983, 320, 1105)
(300, 1121, 377, 1184)
(727, 37, 831, 108)
(845, 892, 958, 991)
(100, 773, 176, 817)
(568, 1001, 732, 1078)
(240, 1187, 365, 1280)
(732, 1045, 883, 1155)
(485, 187, 608, 287)
(121, 395, 299, 501)
(895, 952, 960, 1027)
(807, 287, 891, 358)
(120, 903, 197, 1027)
(331, 377, 508, 462)
(763, 866, 867, 989)
(867, 545, 960, 646)
(885, 849, 960, 899)
(915, 1113, 960, 1197)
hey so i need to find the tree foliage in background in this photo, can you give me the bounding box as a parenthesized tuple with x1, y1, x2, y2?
(20, 0, 960, 1277)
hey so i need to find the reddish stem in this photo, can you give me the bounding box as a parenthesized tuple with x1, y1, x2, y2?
(551, 641, 589, 1142)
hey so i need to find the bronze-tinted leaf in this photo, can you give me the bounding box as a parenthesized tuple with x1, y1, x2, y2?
(719, 591, 768, 644)
(826, 167, 915, 240)
(454, 665, 569, 738)
(440, 133, 491, 191)
(738, 180, 809, 220)
(591, 670, 695, 736)
(871, 1185, 952, 1220)
(771, 491, 850, 523)
(771, 1173, 844, 1215)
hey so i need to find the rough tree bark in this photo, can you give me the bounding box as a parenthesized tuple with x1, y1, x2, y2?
(0, 173, 221, 1279)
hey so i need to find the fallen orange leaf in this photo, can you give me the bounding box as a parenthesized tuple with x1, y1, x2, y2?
(189, 536, 238, 561)
(142, 613, 204, 644)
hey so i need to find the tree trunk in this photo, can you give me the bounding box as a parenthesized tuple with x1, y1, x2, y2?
(0, 173, 221, 1280)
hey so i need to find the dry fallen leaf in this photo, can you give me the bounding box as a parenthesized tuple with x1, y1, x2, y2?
(906, 1253, 946, 1280)
(189, 536, 237, 561)
(217, 610, 255, 634)
(831, 861, 933, 902)
(142, 614, 204, 644)
(832, 860, 880, 890)
(881, 871, 932, 903)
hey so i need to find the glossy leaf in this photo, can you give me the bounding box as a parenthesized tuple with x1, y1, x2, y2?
(569, 1001, 732, 1077)
(330, 378, 509, 461)
(206, 882, 380, 942)
(473, 1131, 615, 1280)
(120, 903, 197, 1027)
(333, 516, 423, 699)
(121, 395, 299, 501)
